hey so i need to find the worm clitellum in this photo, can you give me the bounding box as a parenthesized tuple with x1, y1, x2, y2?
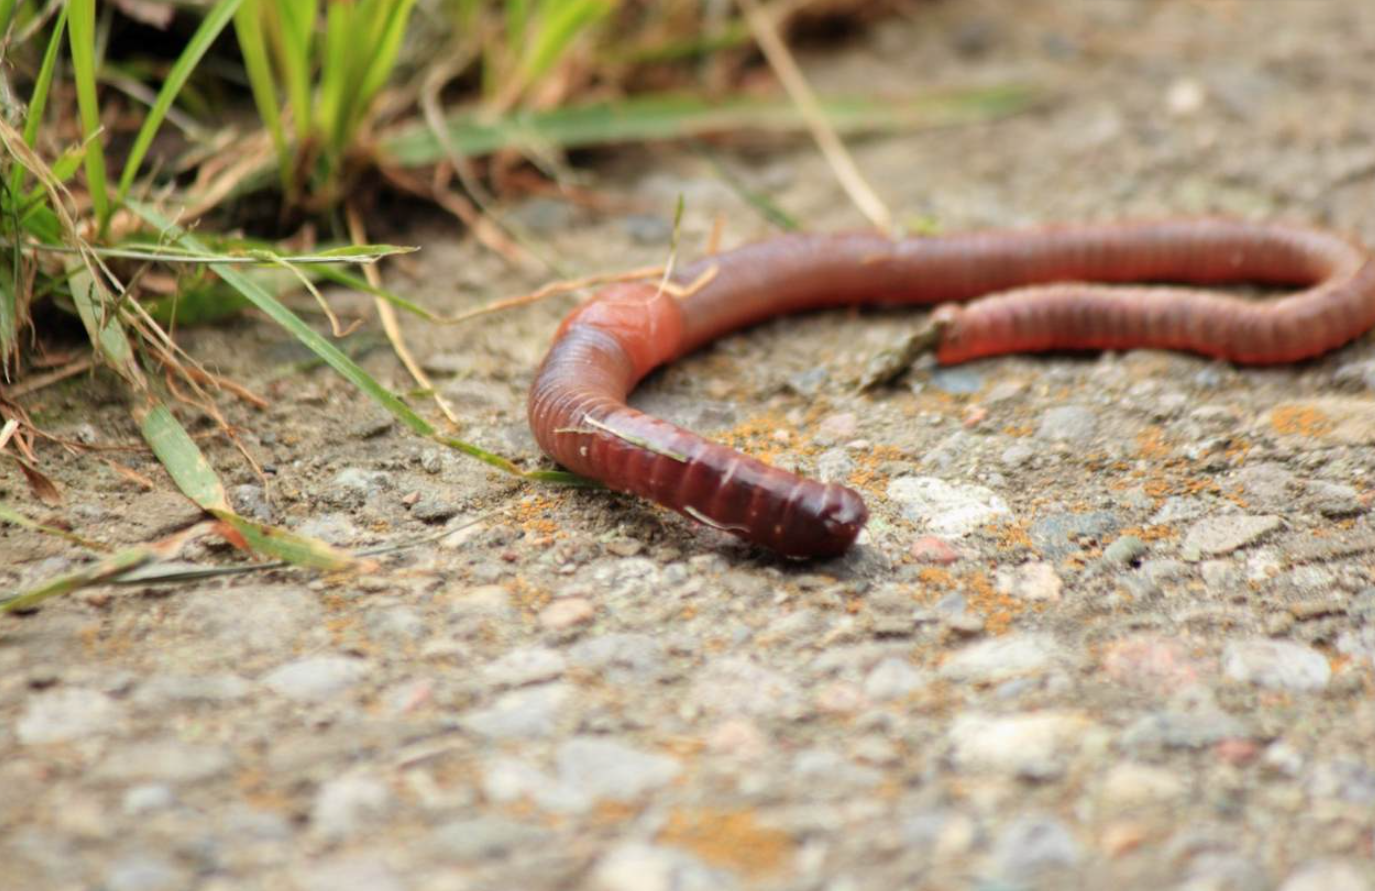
(528, 220, 1375, 558)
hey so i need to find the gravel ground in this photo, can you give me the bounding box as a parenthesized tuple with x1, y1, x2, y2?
(4, 1, 1375, 889)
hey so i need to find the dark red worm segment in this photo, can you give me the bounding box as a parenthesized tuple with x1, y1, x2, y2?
(528, 219, 1375, 558)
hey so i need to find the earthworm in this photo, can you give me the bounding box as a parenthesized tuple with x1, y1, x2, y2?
(528, 219, 1375, 558)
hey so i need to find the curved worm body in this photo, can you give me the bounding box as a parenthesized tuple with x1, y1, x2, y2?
(528, 220, 1375, 557)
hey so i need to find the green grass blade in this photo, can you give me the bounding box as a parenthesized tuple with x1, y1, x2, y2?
(1, 546, 154, 613)
(129, 202, 575, 482)
(130, 203, 434, 437)
(519, 0, 611, 87)
(213, 512, 354, 570)
(353, 0, 418, 132)
(67, 0, 110, 227)
(0, 0, 18, 36)
(381, 86, 1039, 167)
(19, 6, 68, 151)
(0, 501, 107, 550)
(135, 400, 231, 510)
(233, 0, 291, 191)
(272, 0, 318, 147)
(134, 399, 355, 570)
(115, 0, 243, 205)
(0, 225, 17, 367)
(316, 0, 354, 163)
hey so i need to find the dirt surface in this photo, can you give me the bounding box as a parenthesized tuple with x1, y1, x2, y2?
(5, 1, 1375, 889)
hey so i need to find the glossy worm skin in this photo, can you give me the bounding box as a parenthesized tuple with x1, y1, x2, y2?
(528, 220, 1375, 558)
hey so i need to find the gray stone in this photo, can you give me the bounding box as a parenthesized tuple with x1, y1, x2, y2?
(555, 737, 681, 802)
(482, 646, 567, 688)
(1030, 511, 1121, 560)
(331, 467, 390, 498)
(1102, 535, 1147, 566)
(1307, 760, 1375, 806)
(1122, 707, 1248, 751)
(1036, 405, 1097, 441)
(930, 367, 983, 394)
(412, 498, 459, 523)
(621, 213, 674, 244)
(133, 673, 250, 707)
(95, 740, 232, 784)
(1001, 442, 1035, 468)
(459, 683, 571, 739)
(122, 784, 176, 815)
(690, 657, 805, 719)
(1223, 639, 1330, 692)
(1279, 859, 1372, 891)
(994, 816, 1081, 879)
(232, 484, 273, 522)
(363, 605, 427, 643)
(940, 634, 1060, 683)
(294, 513, 361, 545)
(17, 688, 124, 744)
(569, 633, 666, 683)
(1179, 854, 1270, 891)
(311, 772, 394, 842)
(864, 657, 926, 701)
(1305, 480, 1363, 518)
(508, 196, 578, 234)
(181, 585, 321, 653)
(886, 476, 1010, 537)
(296, 854, 404, 891)
(1333, 358, 1375, 391)
(1182, 514, 1282, 558)
(1229, 463, 1296, 509)
(589, 843, 736, 891)
(105, 855, 184, 891)
(263, 656, 369, 703)
(947, 712, 1094, 776)
(427, 816, 550, 861)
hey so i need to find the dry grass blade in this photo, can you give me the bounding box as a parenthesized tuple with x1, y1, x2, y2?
(1, 521, 217, 614)
(448, 264, 668, 323)
(737, 0, 893, 234)
(345, 202, 460, 427)
(1, 355, 95, 398)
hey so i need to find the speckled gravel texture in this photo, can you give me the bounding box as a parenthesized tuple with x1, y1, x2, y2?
(5, 2, 1375, 890)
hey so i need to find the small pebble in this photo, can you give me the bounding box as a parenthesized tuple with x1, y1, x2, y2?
(941, 634, 1060, 683)
(1182, 514, 1282, 559)
(17, 688, 124, 744)
(910, 535, 961, 564)
(263, 656, 369, 703)
(1223, 638, 1331, 692)
(540, 597, 596, 630)
(886, 476, 1010, 537)
(1036, 405, 1098, 441)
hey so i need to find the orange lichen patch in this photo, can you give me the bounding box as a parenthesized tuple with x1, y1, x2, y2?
(845, 444, 905, 496)
(721, 412, 800, 465)
(1003, 424, 1034, 438)
(590, 800, 641, 826)
(989, 519, 1034, 551)
(962, 569, 1024, 635)
(509, 493, 568, 539)
(1134, 426, 1175, 461)
(509, 577, 553, 619)
(1118, 525, 1178, 543)
(235, 768, 296, 813)
(659, 808, 793, 878)
(916, 566, 956, 591)
(1271, 404, 1334, 437)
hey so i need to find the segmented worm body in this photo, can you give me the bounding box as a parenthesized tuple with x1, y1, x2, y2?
(528, 220, 1375, 557)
